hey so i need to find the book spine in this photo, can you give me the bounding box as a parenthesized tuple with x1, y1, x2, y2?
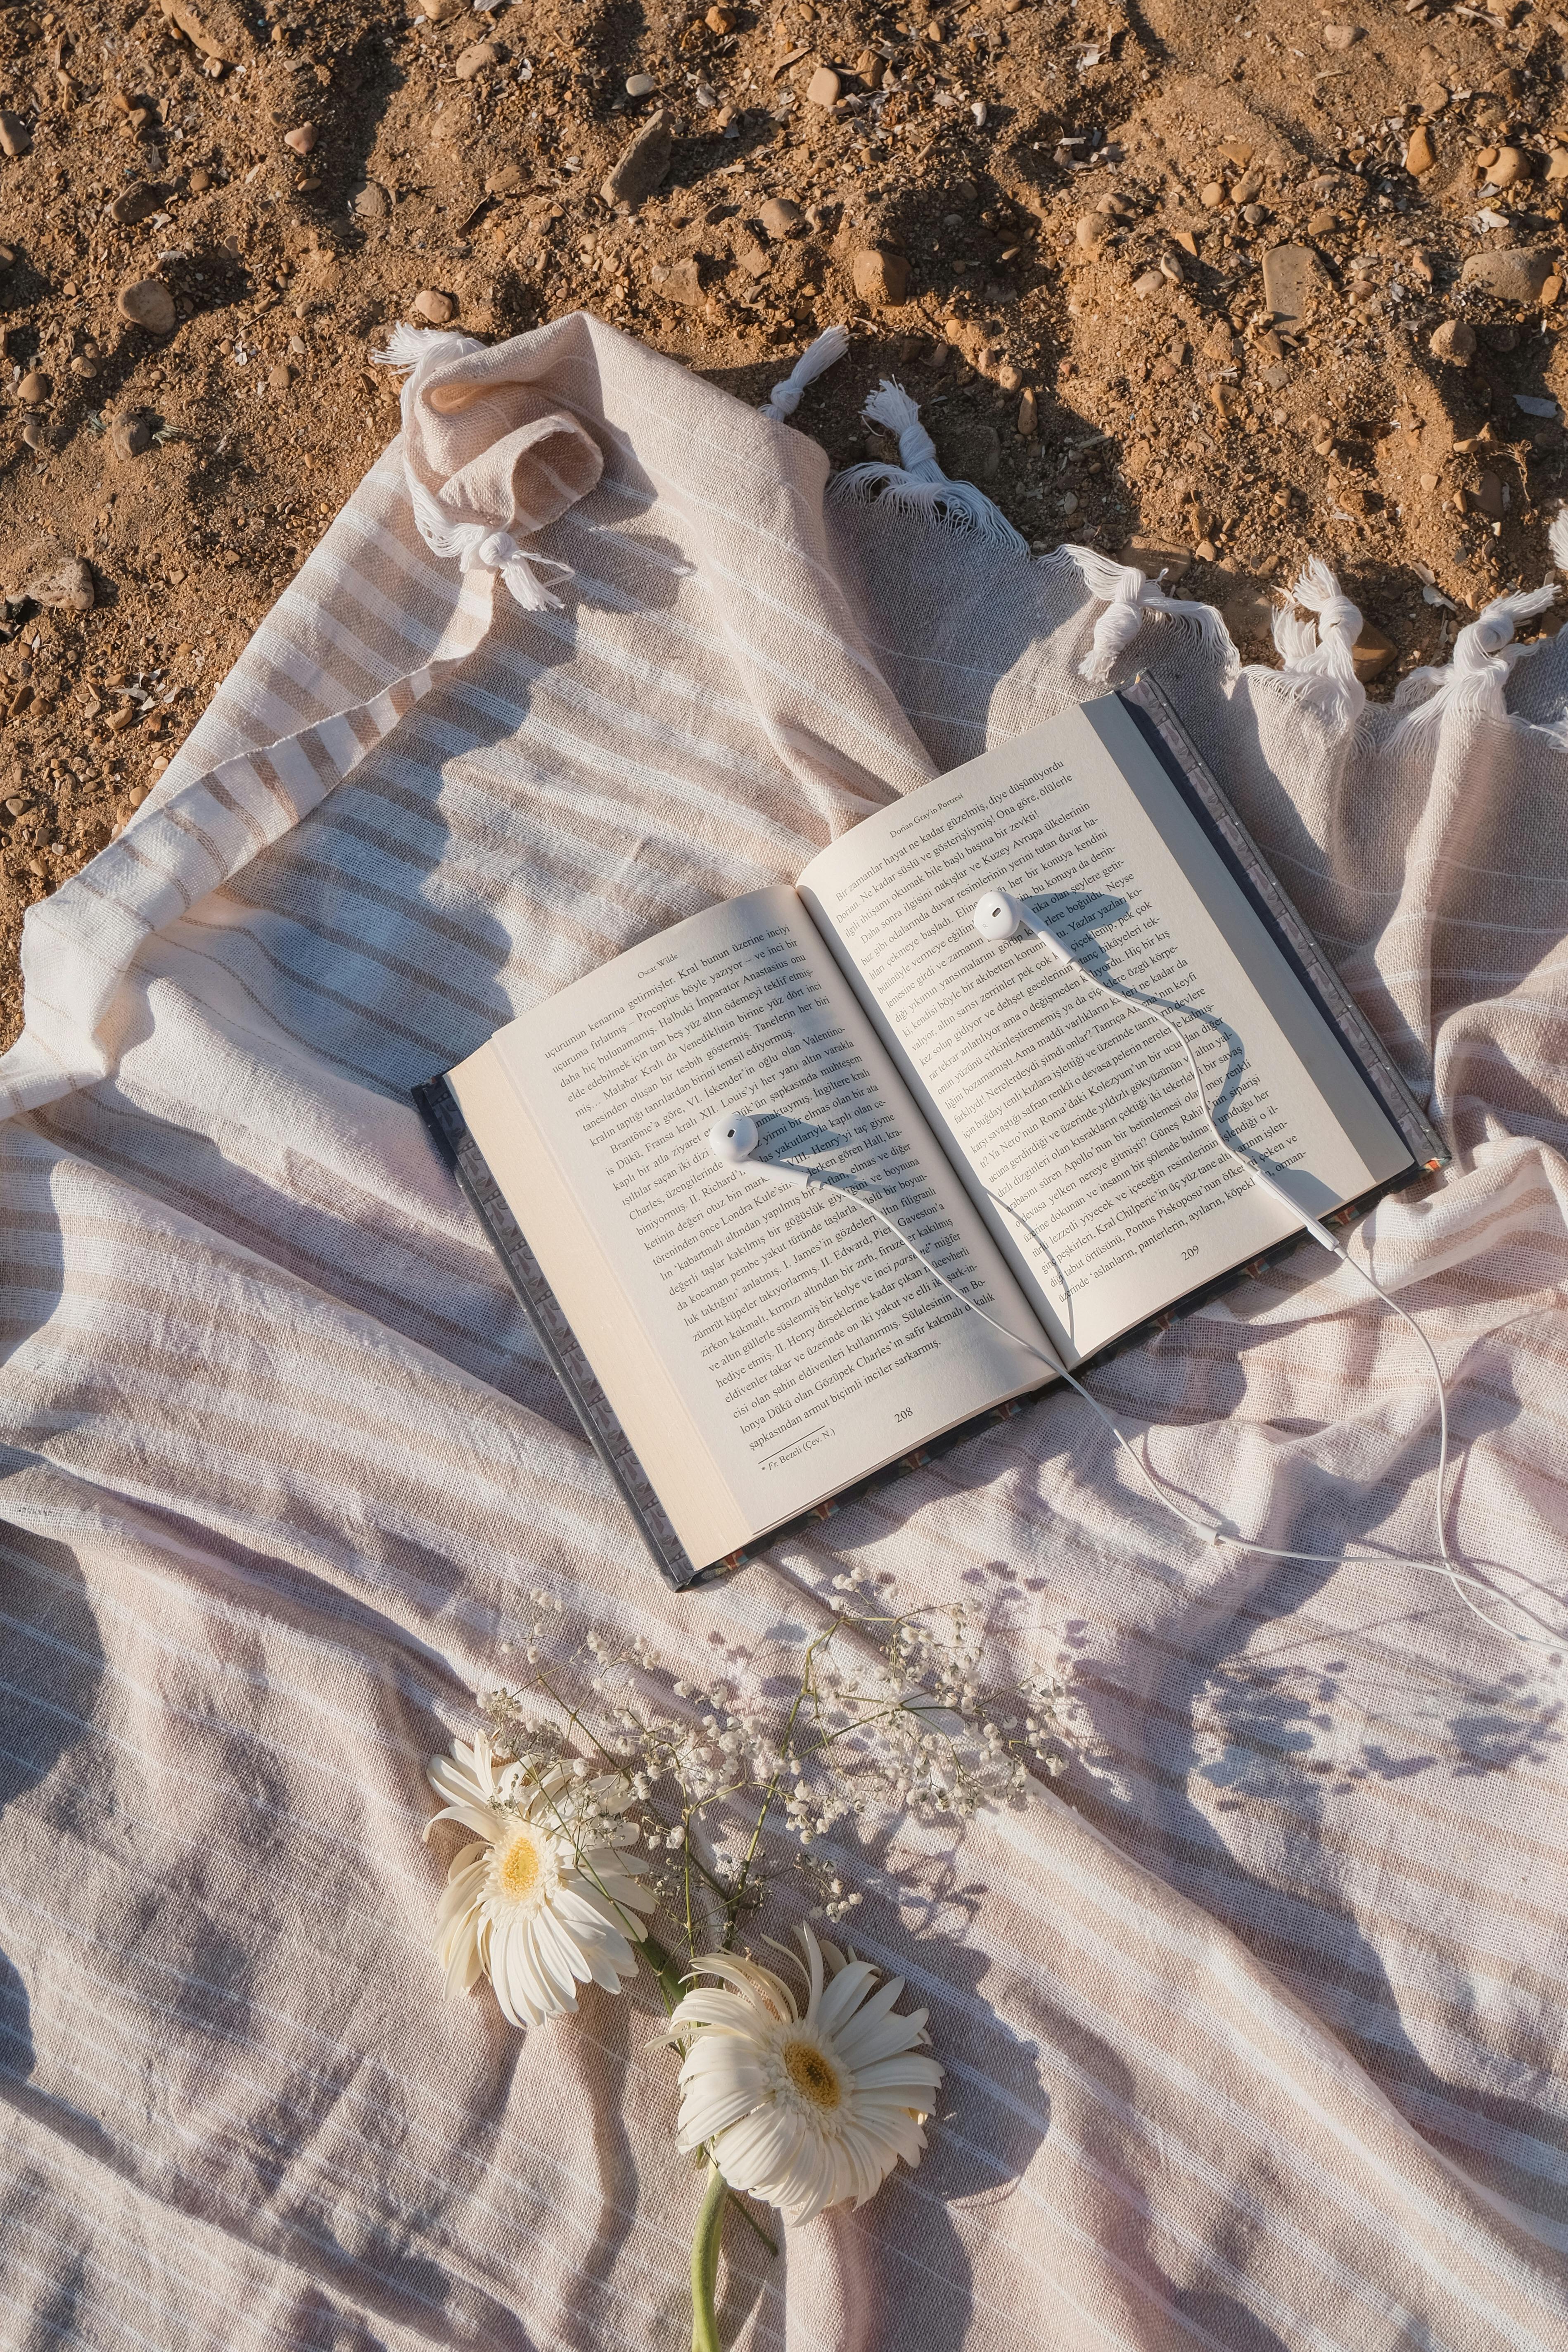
(1122, 675, 1449, 1176)
(412, 1076, 706, 1592)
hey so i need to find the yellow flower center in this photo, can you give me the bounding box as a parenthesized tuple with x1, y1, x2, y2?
(783, 2039, 842, 2108)
(495, 1823, 546, 1903)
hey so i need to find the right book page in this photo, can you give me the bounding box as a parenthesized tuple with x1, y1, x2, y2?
(797, 695, 1414, 1367)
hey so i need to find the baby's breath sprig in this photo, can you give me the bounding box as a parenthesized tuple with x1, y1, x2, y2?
(479, 1560, 1075, 1972)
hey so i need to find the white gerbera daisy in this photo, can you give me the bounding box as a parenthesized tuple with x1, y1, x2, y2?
(425, 1730, 654, 2028)
(669, 1926, 943, 2226)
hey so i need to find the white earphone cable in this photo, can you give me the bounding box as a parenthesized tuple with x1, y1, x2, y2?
(818, 1180, 1540, 1635)
(708, 895, 1557, 1650)
(1016, 945, 1554, 1645)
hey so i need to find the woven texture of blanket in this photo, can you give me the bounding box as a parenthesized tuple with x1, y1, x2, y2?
(2, 312, 1566, 2352)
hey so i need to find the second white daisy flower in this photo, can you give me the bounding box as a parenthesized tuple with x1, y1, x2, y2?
(669, 1926, 944, 2226)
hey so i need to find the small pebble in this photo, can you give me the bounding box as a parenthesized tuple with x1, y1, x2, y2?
(284, 123, 318, 155)
(26, 555, 93, 612)
(1132, 268, 1165, 299)
(1261, 242, 1325, 327)
(110, 410, 153, 459)
(1200, 181, 1225, 210)
(0, 113, 30, 159)
(601, 109, 672, 209)
(1320, 22, 1360, 47)
(69, 355, 96, 378)
(189, 165, 213, 192)
(850, 246, 909, 305)
(16, 370, 47, 405)
(117, 277, 177, 333)
(20, 418, 41, 450)
(807, 65, 842, 107)
(1404, 125, 1435, 176)
(1485, 147, 1528, 190)
(109, 180, 164, 226)
(1460, 247, 1553, 304)
(1429, 317, 1476, 361)
(626, 72, 656, 97)
(268, 359, 296, 391)
(1017, 387, 1037, 435)
(1418, 80, 1448, 116)
(353, 182, 389, 221)
(412, 287, 456, 324)
(455, 40, 503, 80)
(705, 3, 736, 25)
(759, 196, 803, 238)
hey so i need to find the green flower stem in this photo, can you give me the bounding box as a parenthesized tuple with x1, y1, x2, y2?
(690, 2160, 729, 2352)
(640, 1931, 687, 2017)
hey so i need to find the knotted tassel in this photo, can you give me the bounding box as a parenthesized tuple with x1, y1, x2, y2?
(830, 380, 1028, 552)
(1271, 557, 1366, 733)
(373, 325, 575, 614)
(1067, 547, 1229, 685)
(1386, 582, 1559, 751)
(759, 323, 849, 422)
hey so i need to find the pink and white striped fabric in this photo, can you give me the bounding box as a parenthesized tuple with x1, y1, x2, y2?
(2, 311, 1566, 2350)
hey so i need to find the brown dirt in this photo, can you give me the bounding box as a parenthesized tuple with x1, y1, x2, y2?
(1, 0, 1564, 1049)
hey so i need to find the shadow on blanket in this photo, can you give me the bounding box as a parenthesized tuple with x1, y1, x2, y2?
(0, 1533, 104, 2092)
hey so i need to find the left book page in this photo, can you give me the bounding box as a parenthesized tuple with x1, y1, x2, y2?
(444, 886, 1058, 1570)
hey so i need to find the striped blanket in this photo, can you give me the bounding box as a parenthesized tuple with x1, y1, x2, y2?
(2, 312, 1566, 2351)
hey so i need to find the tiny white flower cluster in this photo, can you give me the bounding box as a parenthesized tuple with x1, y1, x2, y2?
(480, 1559, 1074, 1951)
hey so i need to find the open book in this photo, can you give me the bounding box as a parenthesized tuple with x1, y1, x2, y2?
(415, 684, 1443, 1588)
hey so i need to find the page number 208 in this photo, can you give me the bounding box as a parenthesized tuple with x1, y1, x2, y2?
(894, 1407, 913, 1423)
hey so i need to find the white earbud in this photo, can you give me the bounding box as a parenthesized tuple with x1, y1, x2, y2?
(972, 887, 1025, 942)
(707, 1110, 813, 1189)
(973, 885, 1074, 963)
(708, 1110, 759, 1164)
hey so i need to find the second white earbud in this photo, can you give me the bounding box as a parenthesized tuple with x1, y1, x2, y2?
(973, 884, 1075, 964)
(707, 1111, 813, 1189)
(973, 887, 1024, 942)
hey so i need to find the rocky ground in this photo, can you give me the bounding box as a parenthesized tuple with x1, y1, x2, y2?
(0, 0, 1565, 1046)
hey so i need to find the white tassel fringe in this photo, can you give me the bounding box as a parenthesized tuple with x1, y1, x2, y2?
(1270, 558, 1366, 733)
(1386, 583, 1559, 751)
(374, 324, 575, 613)
(830, 380, 1028, 552)
(759, 324, 849, 422)
(1069, 548, 1229, 684)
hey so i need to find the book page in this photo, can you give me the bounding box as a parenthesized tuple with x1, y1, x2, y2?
(798, 699, 1412, 1365)
(446, 887, 1057, 1568)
